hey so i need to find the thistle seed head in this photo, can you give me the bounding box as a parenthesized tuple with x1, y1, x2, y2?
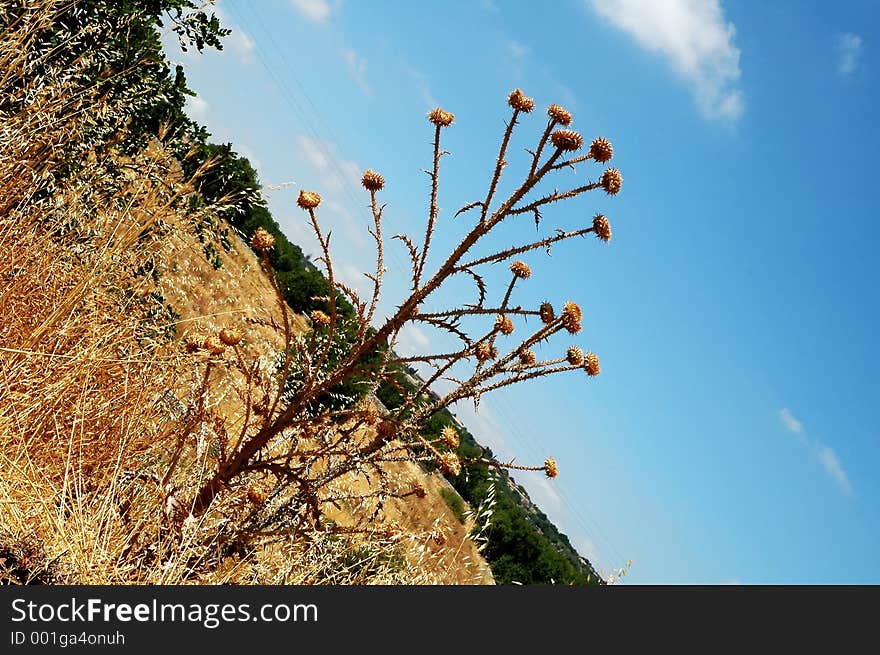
(584, 351, 601, 376)
(593, 214, 612, 242)
(545, 457, 559, 479)
(441, 426, 460, 449)
(561, 301, 583, 334)
(428, 107, 455, 127)
(539, 302, 555, 325)
(510, 260, 532, 279)
(251, 227, 275, 251)
(184, 332, 207, 353)
(547, 104, 573, 126)
(247, 484, 267, 506)
(476, 343, 498, 362)
(310, 310, 331, 327)
(508, 88, 535, 113)
(361, 169, 385, 191)
(377, 420, 397, 440)
(589, 137, 614, 163)
(297, 190, 322, 209)
(601, 168, 623, 195)
(439, 451, 462, 477)
(519, 348, 537, 366)
(219, 327, 243, 346)
(551, 129, 584, 152)
(362, 402, 380, 426)
(566, 346, 584, 366)
(495, 314, 515, 335)
(203, 334, 227, 356)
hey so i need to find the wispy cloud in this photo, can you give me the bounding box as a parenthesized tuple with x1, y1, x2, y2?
(507, 39, 529, 59)
(293, 134, 368, 248)
(401, 64, 437, 109)
(779, 407, 803, 435)
(837, 33, 863, 76)
(290, 0, 333, 22)
(342, 47, 373, 97)
(588, 0, 744, 121)
(185, 94, 209, 124)
(779, 408, 853, 495)
(213, 4, 255, 64)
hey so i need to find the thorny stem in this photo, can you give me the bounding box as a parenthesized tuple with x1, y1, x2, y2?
(528, 118, 556, 179)
(458, 226, 598, 270)
(480, 108, 520, 224)
(190, 107, 598, 516)
(415, 123, 442, 288)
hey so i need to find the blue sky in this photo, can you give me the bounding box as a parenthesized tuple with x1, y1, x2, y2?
(163, 0, 879, 583)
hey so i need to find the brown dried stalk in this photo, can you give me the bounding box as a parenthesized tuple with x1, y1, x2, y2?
(187, 90, 622, 522)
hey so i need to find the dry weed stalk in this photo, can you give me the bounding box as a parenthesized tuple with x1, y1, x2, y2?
(2, 3, 620, 584)
(184, 88, 623, 542)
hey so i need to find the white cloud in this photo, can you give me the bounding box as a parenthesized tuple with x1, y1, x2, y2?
(394, 324, 431, 358)
(507, 40, 529, 59)
(778, 408, 853, 495)
(212, 4, 255, 64)
(342, 48, 373, 97)
(290, 0, 333, 22)
(779, 407, 803, 435)
(294, 134, 362, 194)
(837, 33, 863, 76)
(401, 64, 437, 109)
(185, 94, 209, 124)
(816, 444, 852, 495)
(588, 0, 744, 121)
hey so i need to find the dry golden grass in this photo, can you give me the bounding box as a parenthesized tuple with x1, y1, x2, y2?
(0, 7, 491, 582)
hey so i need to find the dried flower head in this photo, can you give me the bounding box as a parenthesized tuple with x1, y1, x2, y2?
(297, 189, 322, 209)
(508, 88, 535, 113)
(428, 107, 455, 127)
(251, 227, 275, 251)
(566, 346, 584, 366)
(510, 260, 532, 279)
(439, 452, 462, 477)
(519, 348, 537, 366)
(219, 327, 243, 346)
(476, 343, 498, 362)
(431, 528, 448, 546)
(544, 457, 559, 479)
(584, 351, 601, 376)
(601, 168, 623, 195)
(539, 302, 555, 324)
(362, 402, 380, 426)
(377, 420, 397, 440)
(203, 334, 227, 356)
(361, 169, 385, 191)
(547, 104, 573, 126)
(589, 137, 614, 163)
(441, 426, 460, 449)
(561, 301, 583, 334)
(593, 214, 612, 242)
(413, 483, 427, 499)
(551, 129, 584, 152)
(310, 310, 331, 327)
(495, 314, 515, 335)
(247, 484, 267, 506)
(184, 332, 207, 353)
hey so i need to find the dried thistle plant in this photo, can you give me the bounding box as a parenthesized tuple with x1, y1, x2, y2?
(179, 90, 623, 540)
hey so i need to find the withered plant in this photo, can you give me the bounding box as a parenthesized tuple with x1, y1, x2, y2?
(182, 89, 623, 542)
